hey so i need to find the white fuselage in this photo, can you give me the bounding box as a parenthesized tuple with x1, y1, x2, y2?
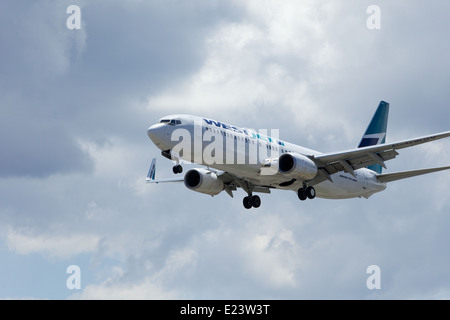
(147, 114, 387, 199)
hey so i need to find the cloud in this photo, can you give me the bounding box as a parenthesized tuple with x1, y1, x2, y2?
(71, 269, 180, 300)
(0, 114, 94, 178)
(71, 245, 199, 299)
(5, 228, 100, 259)
(0, 1, 87, 83)
(0, 0, 238, 178)
(146, 1, 340, 131)
(0, 0, 90, 178)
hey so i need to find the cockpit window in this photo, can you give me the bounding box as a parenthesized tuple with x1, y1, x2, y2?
(160, 119, 182, 125)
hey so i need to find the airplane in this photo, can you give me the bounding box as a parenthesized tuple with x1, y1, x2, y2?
(146, 101, 450, 209)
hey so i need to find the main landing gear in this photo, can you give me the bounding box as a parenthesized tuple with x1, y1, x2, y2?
(241, 186, 315, 209)
(243, 195, 261, 209)
(297, 186, 316, 201)
(172, 164, 183, 174)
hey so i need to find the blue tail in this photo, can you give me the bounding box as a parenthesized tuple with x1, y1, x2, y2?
(358, 101, 389, 174)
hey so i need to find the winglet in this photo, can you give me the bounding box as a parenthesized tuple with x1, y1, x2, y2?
(146, 158, 156, 182)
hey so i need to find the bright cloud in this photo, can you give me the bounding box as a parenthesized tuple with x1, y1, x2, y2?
(6, 228, 100, 259)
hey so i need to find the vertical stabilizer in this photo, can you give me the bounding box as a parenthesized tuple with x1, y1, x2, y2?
(358, 101, 390, 173)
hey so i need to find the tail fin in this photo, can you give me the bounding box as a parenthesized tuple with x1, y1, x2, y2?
(358, 101, 390, 174)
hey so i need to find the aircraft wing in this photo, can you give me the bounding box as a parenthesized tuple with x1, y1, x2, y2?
(311, 131, 450, 179)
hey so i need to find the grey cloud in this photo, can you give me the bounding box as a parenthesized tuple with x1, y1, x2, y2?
(75, 0, 244, 96)
(0, 0, 243, 178)
(0, 1, 90, 177)
(0, 118, 93, 178)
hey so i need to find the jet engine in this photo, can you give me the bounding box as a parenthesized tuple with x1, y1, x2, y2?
(278, 153, 318, 180)
(184, 168, 224, 196)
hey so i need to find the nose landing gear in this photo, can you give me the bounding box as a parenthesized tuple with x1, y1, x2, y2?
(172, 165, 183, 174)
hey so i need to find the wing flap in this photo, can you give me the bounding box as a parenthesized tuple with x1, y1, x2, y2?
(315, 149, 399, 176)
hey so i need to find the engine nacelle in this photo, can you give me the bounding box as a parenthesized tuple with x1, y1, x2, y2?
(184, 168, 224, 196)
(278, 153, 318, 180)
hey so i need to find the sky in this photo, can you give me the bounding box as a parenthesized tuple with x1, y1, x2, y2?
(1, 0, 450, 300)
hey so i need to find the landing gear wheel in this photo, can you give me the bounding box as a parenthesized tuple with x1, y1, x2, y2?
(251, 195, 261, 208)
(306, 186, 316, 199)
(297, 188, 307, 201)
(172, 165, 183, 174)
(243, 196, 252, 209)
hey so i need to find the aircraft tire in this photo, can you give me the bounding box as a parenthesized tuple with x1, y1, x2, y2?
(306, 186, 316, 199)
(173, 165, 183, 174)
(243, 196, 252, 209)
(298, 188, 307, 201)
(251, 195, 261, 208)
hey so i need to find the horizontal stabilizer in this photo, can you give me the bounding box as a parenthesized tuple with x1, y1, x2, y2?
(147, 177, 184, 184)
(376, 166, 450, 183)
(146, 157, 184, 183)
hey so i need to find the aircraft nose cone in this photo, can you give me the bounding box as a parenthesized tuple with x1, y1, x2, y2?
(147, 123, 165, 140)
(147, 123, 170, 149)
(147, 123, 159, 138)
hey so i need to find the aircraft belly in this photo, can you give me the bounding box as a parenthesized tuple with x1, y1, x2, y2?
(209, 163, 301, 187)
(314, 173, 369, 199)
(314, 171, 386, 199)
